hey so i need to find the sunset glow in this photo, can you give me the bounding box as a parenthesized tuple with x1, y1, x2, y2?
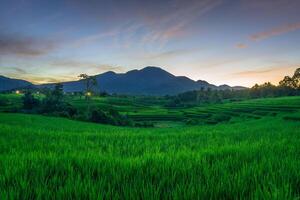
(1, 0, 300, 86)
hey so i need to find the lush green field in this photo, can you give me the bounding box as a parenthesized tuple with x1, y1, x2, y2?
(0, 95, 300, 199)
(2, 93, 300, 127)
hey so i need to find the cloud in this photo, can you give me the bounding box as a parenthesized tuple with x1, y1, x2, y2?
(24, 75, 75, 84)
(66, 0, 223, 49)
(140, 48, 199, 61)
(25, 64, 124, 83)
(232, 68, 275, 76)
(1, 67, 28, 74)
(250, 22, 300, 41)
(236, 43, 247, 49)
(70, 29, 120, 48)
(231, 66, 296, 77)
(241, 0, 300, 11)
(50, 59, 124, 74)
(236, 21, 300, 48)
(140, 0, 223, 45)
(228, 65, 298, 86)
(0, 33, 56, 57)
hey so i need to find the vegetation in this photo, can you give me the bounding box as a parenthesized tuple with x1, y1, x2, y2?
(0, 101, 300, 199)
(78, 74, 98, 99)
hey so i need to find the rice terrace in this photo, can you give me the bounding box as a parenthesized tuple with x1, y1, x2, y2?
(1, 0, 300, 199)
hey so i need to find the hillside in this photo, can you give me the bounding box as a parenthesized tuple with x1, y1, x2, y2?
(0, 75, 32, 91)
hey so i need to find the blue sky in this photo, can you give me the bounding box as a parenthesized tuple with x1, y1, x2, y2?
(0, 0, 300, 86)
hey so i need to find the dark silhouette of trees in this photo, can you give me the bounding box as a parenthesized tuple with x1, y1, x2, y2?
(22, 91, 39, 110)
(41, 83, 66, 113)
(78, 74, 98, 99)
(279, 68, 300, 89)
(279, 76, 297, 89)
(292, 68, 300, 88)
(78, 74, 98, 111)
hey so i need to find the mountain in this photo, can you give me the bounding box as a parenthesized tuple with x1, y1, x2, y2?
(43, 66, 246, 95)
(0, 75, 33, 91)
(47, 66, 217, 95)
(1, 67, 246, 95)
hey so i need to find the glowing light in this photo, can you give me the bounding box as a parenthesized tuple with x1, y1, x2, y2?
(15, 90, 20, 94)
(86, 92, 92, 96)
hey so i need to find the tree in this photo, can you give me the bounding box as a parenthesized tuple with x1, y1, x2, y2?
(22, 91, 39, 110)
(41, 83, 64, 113)
(78, 74, 98, 111)
(279, 68, 300, 89)
(52, 83, 64, 101)
(78, 74, 98, 99)
(292, 68, 300, 88)
(279, 76, 297, 89)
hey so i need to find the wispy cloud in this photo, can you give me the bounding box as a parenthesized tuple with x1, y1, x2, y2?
(140, 48, 199, 61)
(236, 43, 247, 49)
(232, 68, 276, 76)
(231, 65, 297, 79)
(2, 67, 28, 74)
(70, 30, 120, 48)
(25, 75, 75, 84)
(250, 22, 300, 41)
(0, 33, 56, 57)
(50, 59, 124, 74)
(236, 21, 300, 48)
(140, 0, 223, 46)
(241, 0, 300, 12)
(67, 0, 223, 50)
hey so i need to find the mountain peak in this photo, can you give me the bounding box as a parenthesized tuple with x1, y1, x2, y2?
(101, 71, 116, 75)
(142, 66, 164, 71)
(138, 66, 170, 73)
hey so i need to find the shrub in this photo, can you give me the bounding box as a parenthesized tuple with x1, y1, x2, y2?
(89, 109, 111, 124)
(88, 108, 134, 126)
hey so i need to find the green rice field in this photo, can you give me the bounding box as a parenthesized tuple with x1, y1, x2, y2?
(0, 95, 300, 199)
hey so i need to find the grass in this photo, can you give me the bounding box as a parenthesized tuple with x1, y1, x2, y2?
(44, 95, 300, 126)
(2, 93, 300, 127)
(1, 95, 300, 199)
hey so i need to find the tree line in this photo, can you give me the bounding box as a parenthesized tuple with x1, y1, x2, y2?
(167, 68, 300, 107)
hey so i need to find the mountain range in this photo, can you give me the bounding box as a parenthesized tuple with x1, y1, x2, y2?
(0, 75, 33, 91)
(0, 66, 246, 95)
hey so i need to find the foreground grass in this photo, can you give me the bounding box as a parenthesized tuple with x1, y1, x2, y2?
(0, 112, 300, 199)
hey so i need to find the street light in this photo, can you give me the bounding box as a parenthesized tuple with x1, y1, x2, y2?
(15, 90, 20, 94)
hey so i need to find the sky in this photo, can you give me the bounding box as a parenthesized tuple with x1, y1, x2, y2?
(0, 0, 300, 86)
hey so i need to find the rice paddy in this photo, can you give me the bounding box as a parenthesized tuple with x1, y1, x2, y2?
(0, 95, 300, 199)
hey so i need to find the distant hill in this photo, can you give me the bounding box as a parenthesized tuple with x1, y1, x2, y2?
(0, 75, 33, 91)
(55, 66, 217, 95)
(1, 67, 246, 95)
(218, 84, 246, 91)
